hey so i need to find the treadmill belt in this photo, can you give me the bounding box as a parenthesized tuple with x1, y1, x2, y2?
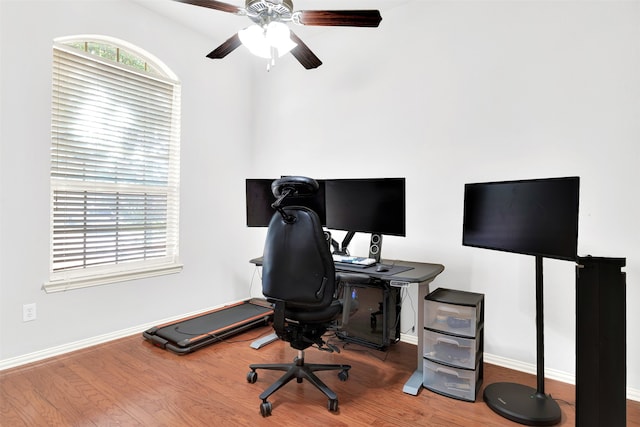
(143, 299, 273, 355)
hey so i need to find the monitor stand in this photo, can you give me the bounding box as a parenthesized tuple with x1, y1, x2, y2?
(483, 256, 561, 426)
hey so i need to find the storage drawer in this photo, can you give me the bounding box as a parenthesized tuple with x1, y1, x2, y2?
(423, 358, 481, 402)
(424, 300, 480, 337)
(423, 329, 481, 369)
(424, 289, 483, 338)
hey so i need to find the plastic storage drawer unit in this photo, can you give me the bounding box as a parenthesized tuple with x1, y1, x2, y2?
(423, 288, 484, 402)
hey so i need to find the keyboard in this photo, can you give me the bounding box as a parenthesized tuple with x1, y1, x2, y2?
(332, 254, 377, 266)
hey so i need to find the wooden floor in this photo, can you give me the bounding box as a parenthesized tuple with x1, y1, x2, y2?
(2, 325, 639, 426)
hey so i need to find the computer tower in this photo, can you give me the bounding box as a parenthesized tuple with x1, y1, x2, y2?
(336, 281, 400, 350)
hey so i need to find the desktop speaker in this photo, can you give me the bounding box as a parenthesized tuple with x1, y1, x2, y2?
(369, 234, 383, 262)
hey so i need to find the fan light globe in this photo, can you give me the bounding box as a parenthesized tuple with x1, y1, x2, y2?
(239, 22, 297, 59)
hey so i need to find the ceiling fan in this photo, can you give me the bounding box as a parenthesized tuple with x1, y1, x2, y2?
(173, 0, 382, 69)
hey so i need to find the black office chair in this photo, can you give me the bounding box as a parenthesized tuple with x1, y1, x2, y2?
(247, 176, 369, 417)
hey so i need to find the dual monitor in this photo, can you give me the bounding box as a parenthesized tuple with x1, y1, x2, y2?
(246, 177, 406, 238)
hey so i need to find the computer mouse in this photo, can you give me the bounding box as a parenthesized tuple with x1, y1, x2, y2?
(376, 264, 389, 272)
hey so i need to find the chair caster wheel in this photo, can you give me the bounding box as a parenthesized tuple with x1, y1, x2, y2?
(338, 369, 349, 381)
(328, 398, 339, 412)
(247, 371, 257, 384)
(260, 400, 272, 417)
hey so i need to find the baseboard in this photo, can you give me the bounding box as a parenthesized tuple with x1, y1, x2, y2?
(0, 324, 150, 371)
(482, 352, 575, 385)
(0, 303, 231, 372)
(399, 332, 418, 346)
(399, 335, 640, 402)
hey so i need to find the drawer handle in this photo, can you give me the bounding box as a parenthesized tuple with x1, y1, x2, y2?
(436, 337, 460, 346)
(437, 306, 460, 315)
(435, 366, 460, 377)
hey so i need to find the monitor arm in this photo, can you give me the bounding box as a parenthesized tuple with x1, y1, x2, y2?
(332, 231, 356, 255)
(330, 237, 341, 253)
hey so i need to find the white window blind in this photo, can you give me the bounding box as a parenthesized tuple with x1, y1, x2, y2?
(46, 40, 182, 292)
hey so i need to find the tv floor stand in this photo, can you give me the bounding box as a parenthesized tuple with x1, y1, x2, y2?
(483, 256, 562, 426)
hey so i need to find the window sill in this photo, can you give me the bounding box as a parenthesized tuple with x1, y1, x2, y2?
(43, 263, 183, 293)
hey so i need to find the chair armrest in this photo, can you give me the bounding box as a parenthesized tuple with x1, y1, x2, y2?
(271, 299, 286, 335)
(336, 272, 371, 286)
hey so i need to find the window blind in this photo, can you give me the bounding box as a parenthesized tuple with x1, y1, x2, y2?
(46, 43, 181, 292)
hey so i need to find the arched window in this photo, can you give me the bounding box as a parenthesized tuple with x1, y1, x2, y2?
(46, 35, 182, 292)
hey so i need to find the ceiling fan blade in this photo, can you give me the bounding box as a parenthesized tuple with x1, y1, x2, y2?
(296, 10, 382, 27)
(289, 31, 322, 70)
(206, 33, 242, 59)
(172, 0, 244, 15)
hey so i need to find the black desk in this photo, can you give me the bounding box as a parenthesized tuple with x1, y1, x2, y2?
(250, 257, 445, 395)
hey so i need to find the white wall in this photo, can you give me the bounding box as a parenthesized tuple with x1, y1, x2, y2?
(247, 1, 640, 394)
(0, 0, 256, 360)
(1, 0, 638, 398)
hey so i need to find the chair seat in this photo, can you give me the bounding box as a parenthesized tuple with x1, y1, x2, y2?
(284, 300, 342, 324)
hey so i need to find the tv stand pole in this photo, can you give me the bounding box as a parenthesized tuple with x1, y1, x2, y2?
(483, 256, 562, 426)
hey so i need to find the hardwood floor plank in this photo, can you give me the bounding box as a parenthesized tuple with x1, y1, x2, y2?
(1, 325, 638, 426)
(1, 375, 70, 426)
(26, 362, 110, 425)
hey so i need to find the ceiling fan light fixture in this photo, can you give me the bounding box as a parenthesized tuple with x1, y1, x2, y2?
(239, 22, 297, 59)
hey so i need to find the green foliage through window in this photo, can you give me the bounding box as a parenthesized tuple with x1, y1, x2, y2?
(67, 40, 156, 74)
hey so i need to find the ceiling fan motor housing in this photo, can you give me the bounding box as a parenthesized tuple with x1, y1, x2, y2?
(245, 0, 293, 25)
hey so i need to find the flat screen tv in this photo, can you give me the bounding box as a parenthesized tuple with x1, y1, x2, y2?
(324, 178, 406, 237)
(245, 178, 326, 227)
(462, 177, 579, 261)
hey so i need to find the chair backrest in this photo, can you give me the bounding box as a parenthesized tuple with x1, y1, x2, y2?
(261, 206, 336, 310)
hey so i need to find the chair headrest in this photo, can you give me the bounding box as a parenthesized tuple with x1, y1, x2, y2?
(271, 176, 318, 198)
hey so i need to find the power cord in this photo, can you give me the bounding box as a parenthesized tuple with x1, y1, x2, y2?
(248, 265, 262, 298)
(400, 286, 416, 334)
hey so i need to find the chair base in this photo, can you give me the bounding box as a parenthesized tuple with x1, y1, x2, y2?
(248, 349, 351, 416)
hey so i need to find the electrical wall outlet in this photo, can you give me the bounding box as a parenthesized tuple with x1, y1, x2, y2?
(23, 303, 37, 322)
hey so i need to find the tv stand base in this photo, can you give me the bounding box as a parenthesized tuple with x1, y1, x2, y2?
(484, 382, 561, 426)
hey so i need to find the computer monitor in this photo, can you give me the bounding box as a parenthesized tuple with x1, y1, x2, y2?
(324, 178, 406, 237)
(462, 176, 580, 261)
(245, 178, 326, 227)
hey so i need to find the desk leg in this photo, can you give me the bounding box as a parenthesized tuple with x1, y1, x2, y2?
(402, 280, 430, 395)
